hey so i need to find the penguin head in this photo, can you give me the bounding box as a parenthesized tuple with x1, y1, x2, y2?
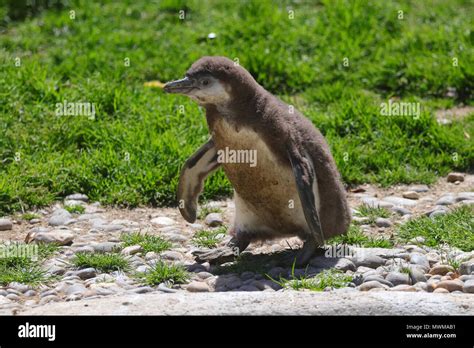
(164, 56, 256, 107)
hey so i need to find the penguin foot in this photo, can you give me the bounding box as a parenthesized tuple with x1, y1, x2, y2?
(294, 239, 318, 266)
(192, 237, 249, 264)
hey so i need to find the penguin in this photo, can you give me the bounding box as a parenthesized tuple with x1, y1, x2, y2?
(164, 56, 350, 265)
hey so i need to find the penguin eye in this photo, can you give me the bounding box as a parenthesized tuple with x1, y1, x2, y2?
(202, 79, 209, 86)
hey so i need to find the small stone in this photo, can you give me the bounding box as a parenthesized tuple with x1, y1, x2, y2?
(31, 229, 74, 245)
(24, 290, 37, 297)
(391, 206, 411, 216)
(462, 280, 474, 293)
(414, 282, 428, 291)
(150, 217, 175, 226)
(402, 191, 419, 200)
(352, 216, 371, 224)
(382, 196, 417, 207)
(186, 281, 210, 292)
(447, 172, 464, 183)
(456, 192, 474, 202)
(204, 213, 223, 227)
(460, 260, 474, 275)
(197, 271, 213, 280)
(386, 272, 410, 286)
(359, 281, 388, 291)
(6, 293, 20, 301)
(408, 185, 429, 193)
(73, 246, 95, 254)
(409, 236, 426, 244)
(39, 295, 60, 305)
(409, 267, 428, 284)
(0, 218, 13, 231)
(429, 265, 455, 276)
(350, 254, 386, 269)
(435, 195, 455, 206)
(121, 245, 143, 256)
(160, 250, 183, 261)
(92, 242, 119, 253)
(409, 253, 430, 271)
(48, 208, 73, 226)
(131, 286, 154, 294)
(64, 283, 87, 296)
(435, 280, 464, 292)
(363, 275, 393, 287)
(433, 287, 449, 293)
(74, 268, 97, 280)
(66, 193, 89, 202)
(375, 218, 392, 228)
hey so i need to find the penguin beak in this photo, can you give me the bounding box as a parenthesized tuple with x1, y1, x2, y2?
(163, 76, 197, 94)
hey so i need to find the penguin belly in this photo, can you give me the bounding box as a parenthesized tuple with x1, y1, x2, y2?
(211, 119, 320, 241)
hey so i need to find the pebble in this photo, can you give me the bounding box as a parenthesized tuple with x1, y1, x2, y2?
(409, 253, 430, 271)
(363, 275, 393, 287)
(74, 268, 97, 280)
(375, 218, 392, 228)
(186, 281, 210, 292)
(435, 195, 455, 206)
(218, 276, 242, 291)
(462, 280, 474, 293)
(240, 271, 255, 281)
(433, 287, 449, 293)
(409, 267, 428, 284)
(24, 290, 37, 297)
(0, 218, 13, 231)
(39, 295, 61, 305)
(382, 196, 417, 207)
(402, 191, 419, 200)
(386, 272, 410, 286)
(48, 208, 73, 226)
(64, 284, 87, 296)
(150, 217, 175, 226)
(160, 250, 183, 261)
(350, 254, 386, 269)
(359, 281, 388, 291)
(408, 185, 429, 192)
(66, 193, 89, 202)
(31, 228, 74, 245)
(121, 245, 143, 256)
(429, 265, 454, 276)
(92, 242, 119, 253)
(435, 280, 464, 292)
(447, 172, 464, 183)
(204, 213, 223, 227)
(131, 286, 154, 294)
(460, 260, 474, 275)
(197, 271, 214, 280)
(391, 206, 411, 216)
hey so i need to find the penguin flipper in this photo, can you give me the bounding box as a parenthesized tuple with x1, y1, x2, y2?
(177, 139, 220, 223)
(287, 148, 325, 246)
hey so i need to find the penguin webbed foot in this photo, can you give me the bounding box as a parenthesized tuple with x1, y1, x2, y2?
(294, 239, 318, 267)
(192, 237, 249, 265)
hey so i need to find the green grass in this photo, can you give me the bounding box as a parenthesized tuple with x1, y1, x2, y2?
(21, 212, 41, 221)
(0, 0, 473, 214)
(192, 226, 226, 248)
(65, 204, 85, 214)
(397, 205, 474, 252)
(354, 204, 391, 225)
(120, 232, 172, 254)
(71, 252, 130, 273)
(136, 261, 189, 286)
(197, 206, 222, 220)
(328, 225, 394, 248)
(270, 263, 352, 291)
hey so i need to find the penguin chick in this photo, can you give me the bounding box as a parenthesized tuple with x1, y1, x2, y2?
(164, 56, 351, 265)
